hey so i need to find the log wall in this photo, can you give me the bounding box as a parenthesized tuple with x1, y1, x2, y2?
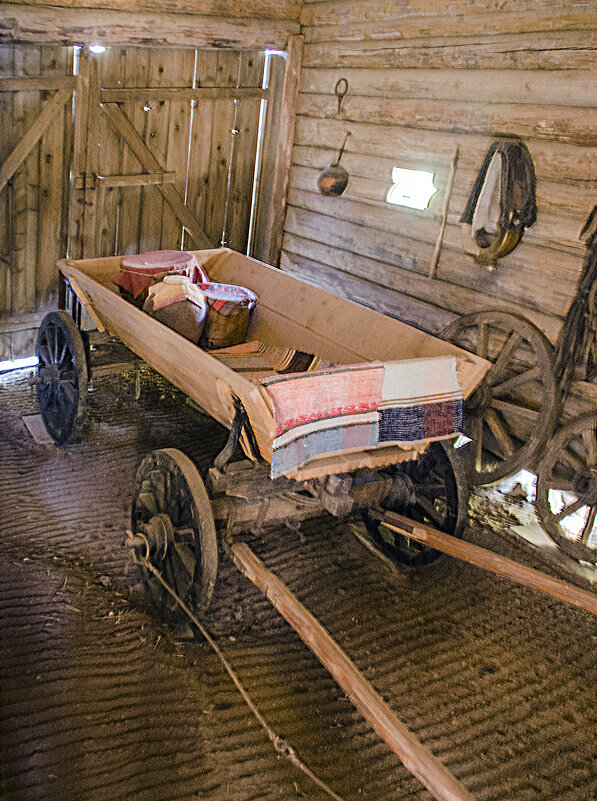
(282, 1, 597, 344)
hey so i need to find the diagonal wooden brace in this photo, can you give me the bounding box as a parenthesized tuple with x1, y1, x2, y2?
(100, 101, 213, 249)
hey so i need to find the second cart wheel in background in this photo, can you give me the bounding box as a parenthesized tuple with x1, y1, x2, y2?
(536, 414, 597, 565)
(35, 310, 89, 444)
(442, 310, 559, 485)
(362, 441, 469, 567)
(131, 449, 219, 624)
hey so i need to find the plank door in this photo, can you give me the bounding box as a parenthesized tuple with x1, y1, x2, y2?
(0, 44, 74, 359)
(71, 47, 267, 261)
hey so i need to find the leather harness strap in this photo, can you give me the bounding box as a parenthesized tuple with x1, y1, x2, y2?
(461, 140, 537, 269)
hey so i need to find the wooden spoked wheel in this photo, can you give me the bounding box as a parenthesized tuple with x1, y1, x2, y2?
(131, 449, 218, 623)
(362, 442, 469, 567)
(35, 310, 89, 444)
(536, 414, 597, 564)
(442, 311, 559, 485)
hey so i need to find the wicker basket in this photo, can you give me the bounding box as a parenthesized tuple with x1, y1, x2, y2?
(198, 283, 258, 349)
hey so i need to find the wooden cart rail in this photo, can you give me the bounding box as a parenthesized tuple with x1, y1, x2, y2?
(57, 248, 489, 480)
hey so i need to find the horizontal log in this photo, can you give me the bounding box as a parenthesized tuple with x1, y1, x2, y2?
(281, 248, 459, 334)
(0, 4, 300, 48)
(301, 0, 592, 28)
(286, 181, 583, 290)
(282, 225, 562, 341)
(377, 510, 597, 617)
(297, 94, 597, 147)
(288, 166, 588, 277)
(0, 75, 76, 92)
(283, 201, 578, 321)
(100, 87, 268, 102)
(303, 30, 597, 71)
(231, 541, 477, 801)
(290, 146, 593, 240)
(301, 67, 597, 108)
(302, 6, 597, 43)
(9, 0, 302, 20)
(294, 116, 597, 185)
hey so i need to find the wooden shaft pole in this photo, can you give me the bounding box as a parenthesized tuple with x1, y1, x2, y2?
(429, 146, 459, 280)
(379, 510, 597, 616)
(230, 541, 476, 801)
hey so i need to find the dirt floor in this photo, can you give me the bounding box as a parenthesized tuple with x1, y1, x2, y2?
(1, 364, 596, 801)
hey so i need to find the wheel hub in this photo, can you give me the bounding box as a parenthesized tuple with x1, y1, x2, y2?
(39, 363, 61, 386)
(467, 383, 492, 412)
(385, 473, 418, 511)
(140, 513, 175, 560)
(572, 469, 597, 506)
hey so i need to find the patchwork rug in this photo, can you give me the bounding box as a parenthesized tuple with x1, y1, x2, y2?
(261, 356, 463, 478)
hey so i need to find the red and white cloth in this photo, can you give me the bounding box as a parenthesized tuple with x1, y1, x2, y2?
(113, 250, 209, 298)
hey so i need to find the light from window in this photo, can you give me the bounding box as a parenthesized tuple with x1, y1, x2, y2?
(386, 167, 438, 210)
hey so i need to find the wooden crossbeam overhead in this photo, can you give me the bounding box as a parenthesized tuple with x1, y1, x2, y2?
(2, 0, 302, 21)
(0, 87, 73, 195)
(0, 4, 300, 49)
(100, 101, 212, 249)
(101, 87, 269, 103)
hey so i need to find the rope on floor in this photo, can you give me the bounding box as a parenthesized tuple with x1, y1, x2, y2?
(129, 530, 348, 801)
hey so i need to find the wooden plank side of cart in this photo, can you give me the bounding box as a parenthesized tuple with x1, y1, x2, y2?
(59, 255, 275, 452)
(58, 250, 490, 476)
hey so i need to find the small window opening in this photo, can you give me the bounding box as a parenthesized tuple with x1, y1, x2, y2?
(386, 167, 438, 211)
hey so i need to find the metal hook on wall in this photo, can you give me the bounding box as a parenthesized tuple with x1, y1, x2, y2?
(335, 78, 348, 115)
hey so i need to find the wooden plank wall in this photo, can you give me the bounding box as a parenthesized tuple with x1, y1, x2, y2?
(282, 0, 597, 345)
(0, 44, 72, 359)
(85, 47, 265, 259)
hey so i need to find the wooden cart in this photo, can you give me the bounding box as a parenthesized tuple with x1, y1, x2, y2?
(33, 248, 495, 801)
(35, 247, 489, 569)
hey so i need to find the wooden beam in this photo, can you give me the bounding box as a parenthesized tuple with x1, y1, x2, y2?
(262, 34, 303, 266)
(100, 102, 212, 249)
(301, 67, 597, 110)
(96, 172, 176, 188)
(101, 87, 268, 103)
(2, 0, 303, 22)
(0, 87, 73, 194)
(0, 4, 300, 49)
(230, 541, 476, 801)
(0, 76, 76, 92)
(377, 510, 597, 616)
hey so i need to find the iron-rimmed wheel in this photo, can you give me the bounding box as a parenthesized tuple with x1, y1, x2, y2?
(131, 448, 218, 623)
(35, 310, 88, 444)
(362, 442, 469, 567)
(536, 414, 597, 564)
(442, 310, 559, 485)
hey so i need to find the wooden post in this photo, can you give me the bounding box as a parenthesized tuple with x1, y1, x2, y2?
(429, 146, 459, 280)
(259, 34, 303, 267)
(378, 510, 597, 616)
(230, 541, 476, 801)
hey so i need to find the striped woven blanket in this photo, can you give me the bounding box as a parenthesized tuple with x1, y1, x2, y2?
(261, 356, 463, 478)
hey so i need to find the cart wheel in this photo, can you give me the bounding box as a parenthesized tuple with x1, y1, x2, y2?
(131, 448, 218, 623)
(536, 414, 597, 564)
(35, 310, 89, 444)
(442, 310, 559, 485)
(362, 442, 469, 567)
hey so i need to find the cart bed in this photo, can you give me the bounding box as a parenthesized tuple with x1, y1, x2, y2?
(59, 249, 489, 480)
